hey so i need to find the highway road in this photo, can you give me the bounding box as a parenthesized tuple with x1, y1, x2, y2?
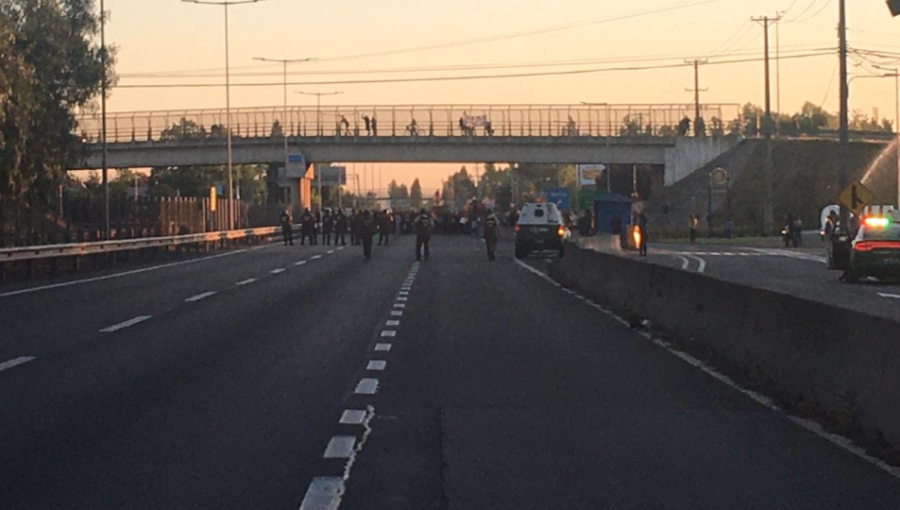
(1, 235, 899, 509)
(644, 241, 900, 320)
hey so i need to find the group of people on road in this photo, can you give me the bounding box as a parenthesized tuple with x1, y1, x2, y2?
(783, 213, 804, 247)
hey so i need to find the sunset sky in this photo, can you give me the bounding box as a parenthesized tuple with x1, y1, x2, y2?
(102, 0, 900, 192)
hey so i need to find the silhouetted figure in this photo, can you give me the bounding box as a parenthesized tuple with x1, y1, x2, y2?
(414, 208, 434, 261)
(371, 116, 378, 136)
(363, 115, 371, 135)
(300, 208, 315, 246)
(638, 213, 649, 257)
(483, 208, 500, 261)
(360, 210, 376, 261)
(322, 210, 334, 245)
(378, 210, 391, 246)
(689, 214, 699, 244)
(280, 208, 294, 246)
(678, 116, 691, 136)
(335, 210, 348, 246)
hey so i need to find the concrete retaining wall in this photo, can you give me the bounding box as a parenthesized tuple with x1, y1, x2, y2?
(664, 137, 736, 186)
(554, 242, 900, 445)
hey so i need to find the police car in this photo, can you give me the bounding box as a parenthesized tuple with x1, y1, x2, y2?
(514, 202, 567, 259)
(834, 211, 900, 283)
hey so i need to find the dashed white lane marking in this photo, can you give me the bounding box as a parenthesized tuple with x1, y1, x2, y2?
(327, 250, 335, 254)
(100, 315, 152, 333)
(299, 477, 344, 510)
(878, 293, 900, 300)
(0, 248, 251, 300)
(396, 297, 408, 302)
(375, 343, 392, 352)
(324, 436, 357, 458)
(386, 320, 400, 326)
(270, 268, 286, 274)
(235, 278, 258, 286)
(311, 255, 323, 260)
(399, 291, 410, 296)
(294, 260, 308, 266)
(0, 356, 36, 374)
(367, 360, 386, 371)
(390, 310, 403, 316)
(393, 303, 406, 309)
(185, 291, 217, 302)
(380, 330, 397, 338)
(340, 410, 367, 425)
(355, 378, 379, 394)
(674, 255, 690, 270)
(517, 258, 900, 481)
(337, 246, 345, 250)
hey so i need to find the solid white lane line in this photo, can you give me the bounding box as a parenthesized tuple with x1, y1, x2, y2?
(393, 303, 406, 309)
(270, 268, 286, 274)
(375, 343, 392, 351)
(0, 356, 36, 374)
(324, 436, 357, 458)
(367, 360, 387, 371)
(340, 410, 367, 425)
(299, 477, 344, 510)
(185, 291, 217, 303)
(235, 278, 258, 286)
(294, 260, 308, 266)
(380, 330, 397, 337)
(390, 310, 403, 316)
(878, 293, 900, 300)
(100, 315, 152, 333)
(311, 255, 323, 260)
(355, 378, 379, 394)
(0, 248, 250, 300)
(386, 320, 400, 326)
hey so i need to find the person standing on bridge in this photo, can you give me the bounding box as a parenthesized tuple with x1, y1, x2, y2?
(280, 207, 294, 246)
(335, 209, 348, 246)
(363, 115, 371, 136)
(300, 208, 316, 246)
(415, 208, 434, 261)
(483, 208, 500, 261)
(322, 209, 334, 245)
(371, 116, 378, 136)
(359, 210, 376, 261)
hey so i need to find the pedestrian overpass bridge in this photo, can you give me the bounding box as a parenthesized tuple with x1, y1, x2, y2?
(73, 104, 738, 207)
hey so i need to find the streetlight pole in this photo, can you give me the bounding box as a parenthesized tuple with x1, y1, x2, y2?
(100, 0, 109, 240)
(183, 0, 270, 230)
(297, 91, 343, 136)
(253, 57, 315, 210)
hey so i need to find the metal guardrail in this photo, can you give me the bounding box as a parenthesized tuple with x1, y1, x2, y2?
(74, 103, 741, 142)
(0, 226, 280, 263)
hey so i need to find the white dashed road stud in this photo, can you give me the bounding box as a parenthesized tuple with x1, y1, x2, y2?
(381, 330, 397, 338)
(391, 310, 403, 316)
(340, 410, 367, 425)
(394, 303, 406, 309)
(367, 360, 387, 371)
(355, 378, 379, 394)
(386, 320, 400, 326)
(399, 291, 410, 296)
(375, 343, 392, 352)
(299, 477, 344, 510)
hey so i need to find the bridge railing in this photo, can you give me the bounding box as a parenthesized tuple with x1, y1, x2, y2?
(75, 104, 740, 143)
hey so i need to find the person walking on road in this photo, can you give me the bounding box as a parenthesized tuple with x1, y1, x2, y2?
(322, 209, 334, 245)
(300, 208, 315, 246)
(638, 213, 649, 257)
(483, 208, 500, 261)
(335, 209, 348, 246)
(279, 207, 294, 246)
(689, 214, 699, 244)
(350, 210, 359, 245)
(359, 210, 376, 261)
(414, 208, 434, 261)
(377, 210, 391, 246)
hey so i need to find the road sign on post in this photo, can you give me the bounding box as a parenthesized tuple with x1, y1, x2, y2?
(209, 186, 217, 212)
(838, 179, 874, 216)
(542, 187, 571, 211)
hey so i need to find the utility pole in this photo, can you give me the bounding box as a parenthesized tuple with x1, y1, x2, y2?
(100, 0, 109, 240)
(775, 12, 785, 117)
(838, 0, 850, 222)
(753, 14, 780, 234)
(685, 59, 708, 136)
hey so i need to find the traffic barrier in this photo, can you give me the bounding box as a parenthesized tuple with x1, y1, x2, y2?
(0, 226, 289, 283)
(553, 242, 900, 447)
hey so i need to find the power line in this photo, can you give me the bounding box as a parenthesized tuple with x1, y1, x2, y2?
(111, 51, 836, 89)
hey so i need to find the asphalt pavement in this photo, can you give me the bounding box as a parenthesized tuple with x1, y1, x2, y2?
(1, 234, 899, 509)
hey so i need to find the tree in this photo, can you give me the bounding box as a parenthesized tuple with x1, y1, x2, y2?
(410, 178, 423, 209)
(741, 103, 763, 137)
(1, 0, 115, 212)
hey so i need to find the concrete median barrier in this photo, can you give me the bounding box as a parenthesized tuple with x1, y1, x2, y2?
(552, 241, 900, 448)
